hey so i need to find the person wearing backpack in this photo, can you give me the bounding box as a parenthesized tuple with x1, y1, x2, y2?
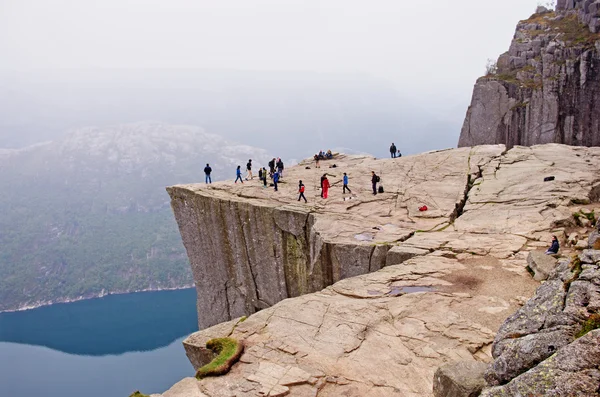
(277, 158, 284, 178)
(342, 172, 351, 194)
(298, 180, 307, 203)
(322, 174, 330, 199)
(268, 158, 276, 177)
(371, 171, 380, 195)
(204, 163, 212, 184)
(390, 143, 397, 158)
(235, 165, 244, 183)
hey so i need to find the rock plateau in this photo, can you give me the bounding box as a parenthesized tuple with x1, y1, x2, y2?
(159, 144, 600, 396)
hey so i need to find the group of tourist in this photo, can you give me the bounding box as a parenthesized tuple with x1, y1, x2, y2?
(313, 149, 333, 168)
(297, 170, 380, 203)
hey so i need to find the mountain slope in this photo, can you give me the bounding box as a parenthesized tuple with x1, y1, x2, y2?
(0, 122, 271, 311)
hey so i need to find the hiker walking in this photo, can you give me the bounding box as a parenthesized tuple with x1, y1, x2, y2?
(235, 165, 244, 183)
(322, 174, 330, 199)
(343, 173, 351, 194)
(298, 180, 307, 203)
(371, 171, 379, 195)
(262, 167, 268, 187)
(273, 170, 280, 191)
(204, 163, 212, 184)
(276, 158, 284, 178)
(246, 159, 253, 180)
(390, 143, 397, 158)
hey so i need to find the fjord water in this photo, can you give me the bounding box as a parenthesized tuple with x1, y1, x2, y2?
(0, 288, 198, 397)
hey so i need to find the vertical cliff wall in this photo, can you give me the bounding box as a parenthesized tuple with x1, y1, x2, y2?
(459, 1, 600, 148)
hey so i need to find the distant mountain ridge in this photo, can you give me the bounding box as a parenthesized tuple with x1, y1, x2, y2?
(0, 122, 271, 311)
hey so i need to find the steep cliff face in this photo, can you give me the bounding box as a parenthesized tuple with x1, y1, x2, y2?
(459, 1, 600, 148)
(167, 148, 505, 329)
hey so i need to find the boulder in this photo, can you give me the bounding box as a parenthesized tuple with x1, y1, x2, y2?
(433, 361, 488, 397)
(589, 231, 600, 250)
(480, 330, 600, 397)
(526, 250, 557, 281)
(386, 245, 428, 265)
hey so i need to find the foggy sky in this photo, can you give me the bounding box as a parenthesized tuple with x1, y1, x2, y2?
(1, 0, 544, 105)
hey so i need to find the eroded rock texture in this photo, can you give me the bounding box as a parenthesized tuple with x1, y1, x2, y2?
(158, 144, 600, 396)
(168, 145, 600, 330)
(459, 1, 600, 148)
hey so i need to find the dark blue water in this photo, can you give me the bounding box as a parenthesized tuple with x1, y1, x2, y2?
(0, 288, 198, 397)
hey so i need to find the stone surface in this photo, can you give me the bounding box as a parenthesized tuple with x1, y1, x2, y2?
(161, 144, 600, 396)
(168, 144, 600, 329)
(484, 249, 600, 388)
(590, 230, 600, 249)
(433, 361, 488, 397)
(526, 250, 557, 280)
(459, 4, 600, 148)
(480, 330, 600, 397)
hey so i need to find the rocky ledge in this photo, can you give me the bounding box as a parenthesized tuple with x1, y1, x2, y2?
(156, 144, 600, 396)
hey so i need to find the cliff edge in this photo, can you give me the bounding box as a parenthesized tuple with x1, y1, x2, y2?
(459, 1, 600, 148)
(160, 144, 600, 396)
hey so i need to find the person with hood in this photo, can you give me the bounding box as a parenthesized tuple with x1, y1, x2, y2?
(273, 169, 280, 191)
(235, 165, 244, 183)
(298, 180, 307, 203)
(343, 172, 351, 194)
(322, 174, 330, 199)
(390, 143, 397, 158)
(371, 171, 379, 195)
(246, 159, 253, 180)
(204, 163, 212, 184)
(545, 235, 559, 255)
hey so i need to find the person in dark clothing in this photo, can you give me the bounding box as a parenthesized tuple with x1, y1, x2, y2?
(390, 143, 397, 158)
(545, 235, 559, 255)
(276, 158, 284, 178)
(298, 180, 307, 203)
(320, 174, 326, 198)
(258, 167, 263, 180)
(246, 159, 253, 180)
(268, 158, 276, 176)
(371, 171, 379, 195)
(235, 165, 244, 183)
(262, 167, 268, 187)
(343, 173, 351, 194)
(273, 170, 280, 191)
(204, 163, 212, 184)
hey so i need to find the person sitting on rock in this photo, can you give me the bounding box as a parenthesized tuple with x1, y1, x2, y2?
(326, 149, 333, 159)
(545, 235, 559, 255)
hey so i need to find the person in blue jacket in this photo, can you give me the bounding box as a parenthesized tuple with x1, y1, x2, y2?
(343, 172, 351, 194)
(235, 165, 244, 183)
(545, 235, 559, 255)
(273, 170, 280, 191)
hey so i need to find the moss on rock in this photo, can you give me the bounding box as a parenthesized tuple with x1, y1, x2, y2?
(196, 337, 244, 379)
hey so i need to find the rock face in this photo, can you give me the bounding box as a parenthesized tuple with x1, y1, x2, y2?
(157, 144, 600, 396)
(167, 145, 600, 329)
(433, 361, 488, 397)
(526, 250, 557, 280)
(458, 1, 600, 148)
(480, 248, 600, 396)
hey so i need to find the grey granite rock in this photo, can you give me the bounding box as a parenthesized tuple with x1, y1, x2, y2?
(433, 361, 488, 397)
(526, 250, 557, 281)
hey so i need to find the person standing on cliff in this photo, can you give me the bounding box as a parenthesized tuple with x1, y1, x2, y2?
(268, 158, 276, 177)
(371, 171, 379, 195)
(273, 170, 280, 191)
(320, 174, 326, 198)
(298, 180, 307, 202)
(246, 159, 253, 180)
(390, 143, 397, 158)
(235, 165, 244, 183)
(276, 158, 284, 178)
(342, 172, 351, 194)
(262, 167, 268, 188)
(204, 163, 212, 184)
(322, 174, 330, 199)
